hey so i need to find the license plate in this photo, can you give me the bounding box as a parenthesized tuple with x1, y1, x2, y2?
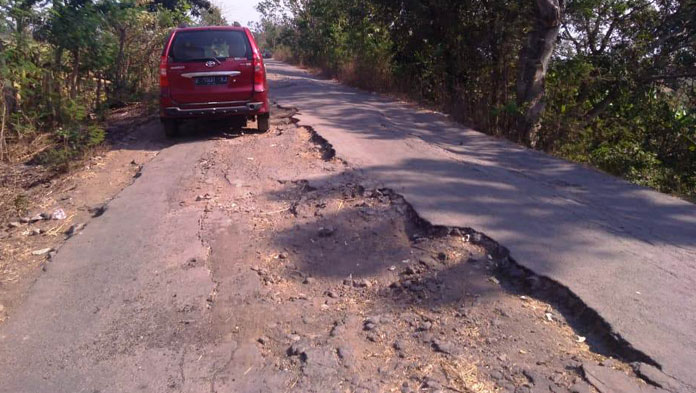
(195, 76, 228, 86)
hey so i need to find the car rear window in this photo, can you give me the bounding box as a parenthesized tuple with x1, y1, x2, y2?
(169, 30, 251, 62)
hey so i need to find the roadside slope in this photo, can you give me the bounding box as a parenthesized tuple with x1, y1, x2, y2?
(266, 60, 696, 390)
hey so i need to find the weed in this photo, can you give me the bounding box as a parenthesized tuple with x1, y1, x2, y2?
(13, 194, 29, 216)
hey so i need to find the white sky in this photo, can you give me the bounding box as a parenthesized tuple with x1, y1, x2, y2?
(214, 0, 262, 26)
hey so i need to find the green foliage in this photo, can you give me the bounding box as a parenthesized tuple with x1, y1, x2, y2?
(34, 146, 78, 170)
(198, 5, 227, 26)
(543, 0, 696, 199)
(35, 99, 105, 169)
(0, 0, 209, 169)
(12, 194, 29, 215)
(54, 122, 105, 149)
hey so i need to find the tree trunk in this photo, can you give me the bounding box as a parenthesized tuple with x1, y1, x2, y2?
(96, 75, 102, 110)
(0, 84, 6, 162)
(0, 40, 17, 122)
(0, 40, 4, 161)
(70, 49, 80, 99)
(114, 27, 127, 101)
(516, 0, 563, 147)
(52, 47, 63, 120)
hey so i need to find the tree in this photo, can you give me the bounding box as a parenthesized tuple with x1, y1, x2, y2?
(46, 0, 105, 99)
(516, 0, 563, 147)
(149, 0, 210, 16)
(0, 0, 195, 165)
(198, 4, 226, 26)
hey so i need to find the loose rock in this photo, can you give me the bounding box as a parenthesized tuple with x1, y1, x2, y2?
(317, 226, 335, 237)
(65, 223, 84, 238)
(490, 370, 504, 381)
(287, 340, 309, 361)
(583, 362, 666, 393)
(423, 378, 442, 390)
(287, 334, 301, 342)
(432, 339, 456, 355)
(330, 323, 346, 338)
(326, 290, 339, 298)
(632, 362, 685, 392)
(353, 279, 372, 288)
(569, 381, 592, 393)
(31, 248, 53, 256)
(51, 208, 67, 220)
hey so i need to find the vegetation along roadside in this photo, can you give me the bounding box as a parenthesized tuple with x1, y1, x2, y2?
(253, 0, 696, 201)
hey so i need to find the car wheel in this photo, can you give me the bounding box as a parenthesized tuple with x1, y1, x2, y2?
(257, 113, 270, 133)
(163, 120, 179, 138)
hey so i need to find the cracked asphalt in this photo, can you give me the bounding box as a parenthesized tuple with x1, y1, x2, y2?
(266, 60, 696, 392)
(0, 61, 693, 393)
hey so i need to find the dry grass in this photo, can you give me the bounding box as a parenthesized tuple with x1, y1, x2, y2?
(441, 358, 498, 393)
(338, 58, 394, 93)
(272, 46, 295, 63)
(4, 132, 56, 164)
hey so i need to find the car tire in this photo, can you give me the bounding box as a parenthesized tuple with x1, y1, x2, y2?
(257, 113, 270, 133)
(163, 120, 179, 138)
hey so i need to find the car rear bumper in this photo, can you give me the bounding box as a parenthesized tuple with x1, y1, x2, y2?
(162, 101, 267, 118)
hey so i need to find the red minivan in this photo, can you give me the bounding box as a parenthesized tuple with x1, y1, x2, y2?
(159, 26, 270, 137)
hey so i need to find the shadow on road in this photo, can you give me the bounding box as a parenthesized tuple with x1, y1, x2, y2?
(105, 114, 263, 156)
(267, 59, 696, 388)
(259, 171, 639, 365)
(268, 62, 696, 251)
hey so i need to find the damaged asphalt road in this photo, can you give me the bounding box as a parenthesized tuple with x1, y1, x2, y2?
(0, 131, 214, 392)
(267, 60, 696, 392)
(0, 106, 677, 393)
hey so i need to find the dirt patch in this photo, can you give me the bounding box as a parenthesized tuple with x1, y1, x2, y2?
(186, 107, 658, 393)
(0, 106, 166, 323)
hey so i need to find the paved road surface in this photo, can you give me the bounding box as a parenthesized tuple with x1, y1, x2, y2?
(1, 61, 693, 393)
(0, 136, 220, 392)
(267, 60, 696, 390)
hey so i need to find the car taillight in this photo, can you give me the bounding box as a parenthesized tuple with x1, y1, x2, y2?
(159, 56, 168, 88)
(253, 52, 265, 92)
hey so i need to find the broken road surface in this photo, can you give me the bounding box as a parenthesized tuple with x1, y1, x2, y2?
(267, 61, 696, 391)
(0, 68, 692, 393)
(2, 110, 612, 393)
